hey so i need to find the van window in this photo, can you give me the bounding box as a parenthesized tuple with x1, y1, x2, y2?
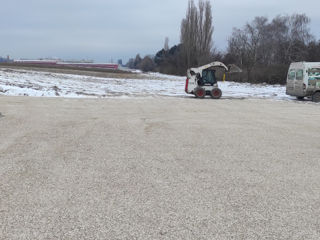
(296, 69, 303, 80)
(288, 70, 295, 80)
(308, 68, 320, 76)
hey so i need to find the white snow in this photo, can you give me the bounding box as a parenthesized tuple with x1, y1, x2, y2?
(0, 68, 293, 100)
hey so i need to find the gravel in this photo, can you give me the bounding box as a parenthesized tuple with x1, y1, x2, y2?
(1, 96, 320, 239)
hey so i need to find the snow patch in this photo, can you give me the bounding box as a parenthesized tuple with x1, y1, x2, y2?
(0, 68, 292, 100)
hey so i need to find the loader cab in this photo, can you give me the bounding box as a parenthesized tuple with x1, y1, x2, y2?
(197, 69, 217, 86)
(185, 62, 229, 98)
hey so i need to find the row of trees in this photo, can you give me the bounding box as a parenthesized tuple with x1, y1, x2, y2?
(226, 14, 318, 84)
(126, 0, 320, 84)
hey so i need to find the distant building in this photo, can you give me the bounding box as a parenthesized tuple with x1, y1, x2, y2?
(0, 55, 13, 63)
(14, 59, 119, 70)
(118, 59, 123, 66)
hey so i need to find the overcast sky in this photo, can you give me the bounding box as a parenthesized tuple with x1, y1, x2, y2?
(0, 0, 319, 63)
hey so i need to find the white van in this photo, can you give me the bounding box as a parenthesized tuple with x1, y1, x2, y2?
(286, 62, 320, 102)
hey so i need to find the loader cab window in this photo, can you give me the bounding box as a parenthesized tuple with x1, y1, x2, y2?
(202, 69, 216, 85)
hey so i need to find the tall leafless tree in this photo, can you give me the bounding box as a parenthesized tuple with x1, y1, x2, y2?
(164, 37, 169, 51)
(180, 0, 214, 68)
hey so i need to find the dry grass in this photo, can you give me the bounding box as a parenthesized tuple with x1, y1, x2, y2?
(0, 63, 149, 79)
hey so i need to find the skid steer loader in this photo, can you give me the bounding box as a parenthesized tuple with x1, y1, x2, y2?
(185, 62, 230, 99)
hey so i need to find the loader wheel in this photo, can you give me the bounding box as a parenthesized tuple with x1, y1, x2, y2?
(312, 91, 320, 102)
(194, 88, 206, 98)
(210, 88, 222, 99)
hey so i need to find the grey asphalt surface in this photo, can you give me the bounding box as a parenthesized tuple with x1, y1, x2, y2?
(1, 96, 320, 239)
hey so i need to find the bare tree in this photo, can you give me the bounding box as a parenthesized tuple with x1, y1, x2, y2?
(199, 1, 213, 64)
(164, 37, 169, 51)
(133, 54, 142, 69)
(180, 0, 214, 68)
(181, 0, 198, 68)
(139, 56, 156, 72)
(227, 14, 314, 82)
(228, 17, 268, 81)
(285, 14, 313, 62)
(307, 40, 320, 62)
(263, 14, 312, 64)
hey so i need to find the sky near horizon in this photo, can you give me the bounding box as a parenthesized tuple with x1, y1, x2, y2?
(0, 0, 319, 63)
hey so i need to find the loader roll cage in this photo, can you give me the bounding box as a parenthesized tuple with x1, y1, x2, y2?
(197, 69, 217, 86)
(187, 62, 229, 79)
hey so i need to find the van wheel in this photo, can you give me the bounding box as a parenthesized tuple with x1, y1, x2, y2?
(312, 92, 320, 102)
(296, 96, 304, 100)
(210, 88, 222, 99)
(194, 87, 206, 98)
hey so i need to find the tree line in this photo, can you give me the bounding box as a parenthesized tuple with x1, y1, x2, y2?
(226, 14, 319, 84)
(126, 0, 320, 84)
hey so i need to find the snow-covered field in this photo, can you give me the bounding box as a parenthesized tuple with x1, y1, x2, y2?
(0, 68, 293, 100)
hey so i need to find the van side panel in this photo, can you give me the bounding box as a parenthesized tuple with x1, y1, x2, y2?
(286, 62, 320, 98)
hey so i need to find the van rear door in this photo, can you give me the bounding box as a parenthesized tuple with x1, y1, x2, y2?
(294, 69, 305, 96)
(286, 69, 295, 96)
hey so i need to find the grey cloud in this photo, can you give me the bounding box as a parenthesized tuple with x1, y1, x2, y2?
(0, 0, 319, 62)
